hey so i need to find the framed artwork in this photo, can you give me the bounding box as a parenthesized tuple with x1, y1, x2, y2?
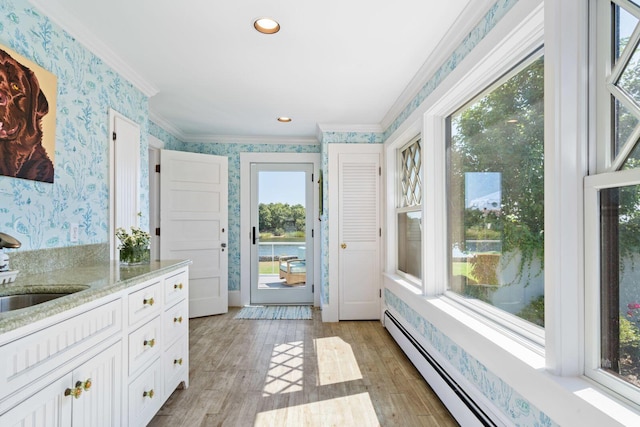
(0, 45, 57, 183)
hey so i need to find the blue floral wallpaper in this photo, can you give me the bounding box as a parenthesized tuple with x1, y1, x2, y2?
(0, 0, 149, 251)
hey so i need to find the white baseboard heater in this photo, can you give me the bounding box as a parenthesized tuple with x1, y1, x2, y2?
(384, 310, 497, 427)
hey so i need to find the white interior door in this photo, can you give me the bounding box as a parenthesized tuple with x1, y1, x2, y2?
(335, 148, 382, 320)
(160, 150, 228, 317)
(109, 110, 140, 260)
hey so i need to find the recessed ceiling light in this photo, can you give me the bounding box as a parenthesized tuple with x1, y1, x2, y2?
(277, 117, 292, 123)
(254, 18, 280, 34)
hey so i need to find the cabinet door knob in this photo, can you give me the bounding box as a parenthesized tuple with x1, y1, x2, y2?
(64, 386, 82, 399)
(174, 316, 183, 323)
(341, 243, 347, 249)
(143, 297, 155, 306)
(143, 338, 156, 348)
(174, 358, 183, 365)
(143, 389, 155, 399)
(174, 283, 183, 290)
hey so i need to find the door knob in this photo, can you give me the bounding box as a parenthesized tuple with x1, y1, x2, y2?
(341, 243, 347, 249)
(221, 243, 227, 248)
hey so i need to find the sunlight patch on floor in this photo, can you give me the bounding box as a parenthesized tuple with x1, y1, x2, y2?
(263, 341, 304, 396)
(254, 392, 380, 426)
(315, 336, 363, 386)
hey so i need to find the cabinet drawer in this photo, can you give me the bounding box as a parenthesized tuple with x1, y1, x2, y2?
(163, 300, 188, 347)
(164, 269, 188, 308)
(0, 299, 122, 404)
(128, 316, 161, 376)
(128, 358, 162, 427)
(163, 336, 188, 396)
(128, 280, 161, 326)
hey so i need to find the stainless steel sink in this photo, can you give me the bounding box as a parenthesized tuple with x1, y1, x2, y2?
(0, 292, 73, 312)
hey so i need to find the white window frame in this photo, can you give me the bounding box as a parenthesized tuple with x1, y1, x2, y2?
(395, 135, 423, 287)
(584, 0, 640, 406)
(423, 4, 546, 346)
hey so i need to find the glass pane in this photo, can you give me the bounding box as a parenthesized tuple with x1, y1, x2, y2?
(258, 171, 307, 286)
(618, 44, 640, 107)
(447, 57, 545, 326)
(600, 184, 640, 389)
(400, 139, 422, 207)
(614, 4, 639, 64)
(614, 96, 639, 157)
(622, 140, 640, 169)
(398, 211, 422, 279)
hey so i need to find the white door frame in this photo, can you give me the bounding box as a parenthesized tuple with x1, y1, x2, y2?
(240, 152, 321, 307)
(148, 136, 164, 262)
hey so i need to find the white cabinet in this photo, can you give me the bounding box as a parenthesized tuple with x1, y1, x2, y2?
(1, 339, 121, 427)
(0, 264, 189, 427)
(124, 267, 189, 426)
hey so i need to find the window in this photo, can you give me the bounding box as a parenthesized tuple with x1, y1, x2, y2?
(446, 54, 545, 327)
(397, 137, 422, 282)
(586, 0, 640, 402)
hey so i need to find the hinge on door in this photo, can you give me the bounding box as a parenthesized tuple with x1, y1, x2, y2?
(312, 229, 314, 238)
(112, 132, 117, 141)
(379, 289, 382, 298)
(379, 166, 381, 176)
(155, 164, 160, 173)
(312, 173, 314, 182)
(155, 228, 160, 236)
(312, 284, 314, 293)
(379, 228, 381, 237)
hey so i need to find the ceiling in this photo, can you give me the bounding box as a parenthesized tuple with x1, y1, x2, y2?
(31, 0, 490, 142)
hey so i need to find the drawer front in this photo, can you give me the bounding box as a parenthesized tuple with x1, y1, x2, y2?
(163, 300, 188, 347)
(128, 316, 161, 376)
(128, 358, 162, 427)
(163, 336, 188, 396)
(0, 299, 122, 404)
(164, 269, 188, 308)
(128, 280, 162, 326)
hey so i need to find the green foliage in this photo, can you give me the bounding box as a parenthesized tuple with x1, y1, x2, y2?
(259, 203, 306, 234)
(620, 316, 640, 358)
(517, 295, 545, 327)
(451, 57, 544, 281)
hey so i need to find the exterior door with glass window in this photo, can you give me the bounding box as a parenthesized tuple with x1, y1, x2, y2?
(249, 163, 314, 305)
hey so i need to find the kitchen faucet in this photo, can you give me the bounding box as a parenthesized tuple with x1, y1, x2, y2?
(0, 232, 21, 272)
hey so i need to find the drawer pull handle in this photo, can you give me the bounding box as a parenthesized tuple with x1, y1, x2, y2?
(174, 358, 183, 365)
(64, 385, 82, 399)
(174, 283, 183, 290)
(143, 338, 156, 348)
(143, 297, 155, 306)
(174, 316, 183, 323)
(143, 389, 155, 399)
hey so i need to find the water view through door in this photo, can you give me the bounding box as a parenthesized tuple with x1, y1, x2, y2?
(250, 163, 314, 304)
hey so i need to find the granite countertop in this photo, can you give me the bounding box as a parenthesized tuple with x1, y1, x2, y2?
(0, 259, 191, 334)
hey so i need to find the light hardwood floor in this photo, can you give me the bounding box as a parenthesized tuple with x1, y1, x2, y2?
(149, 307, 458, 427)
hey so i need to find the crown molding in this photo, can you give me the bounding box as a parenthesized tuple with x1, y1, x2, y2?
(316, 123, 384, 134)
(183, 134, 319, 145)
(29, 0, 158, 97)
(380, 0, 495, 131)
(148, 111, 187, 140)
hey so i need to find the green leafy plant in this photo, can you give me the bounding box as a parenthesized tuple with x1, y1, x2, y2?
(116, 226, 150, 264)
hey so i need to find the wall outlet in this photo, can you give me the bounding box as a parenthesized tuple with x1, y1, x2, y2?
(70, 223, 79, 243)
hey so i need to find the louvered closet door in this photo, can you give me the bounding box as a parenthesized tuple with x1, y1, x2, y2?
(338, 152, 381, 320)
